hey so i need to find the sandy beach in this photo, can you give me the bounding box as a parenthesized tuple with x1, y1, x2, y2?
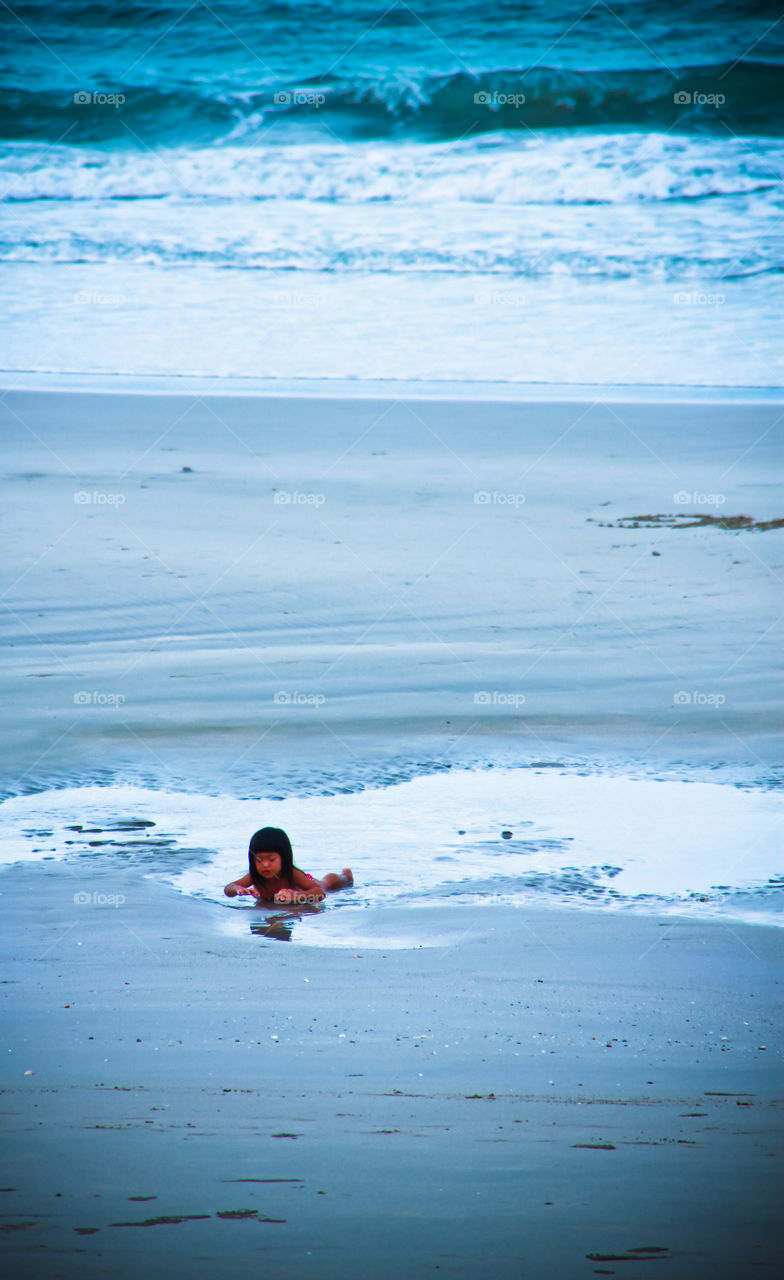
(3, 3, 783, 1274)
(1, 857, 781, 1279)
(2, 388, 782, 793)
(1, 386, 782, 1277)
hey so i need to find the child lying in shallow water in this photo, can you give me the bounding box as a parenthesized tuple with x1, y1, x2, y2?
(224, 826, 353, 905)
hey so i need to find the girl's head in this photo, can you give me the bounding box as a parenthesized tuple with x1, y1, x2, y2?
(248, 826, 294, 889)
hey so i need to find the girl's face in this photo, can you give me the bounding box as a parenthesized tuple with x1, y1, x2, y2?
(253, 850, 282, 878)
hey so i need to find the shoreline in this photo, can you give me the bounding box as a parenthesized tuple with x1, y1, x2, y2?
(3, 369, 784, 403)
(4, 717, 782, 807)
(3, 761, 781, 935)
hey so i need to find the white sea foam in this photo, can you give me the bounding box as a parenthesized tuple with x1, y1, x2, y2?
(1, 129, 780, 385)
(1, 133, 779, 205)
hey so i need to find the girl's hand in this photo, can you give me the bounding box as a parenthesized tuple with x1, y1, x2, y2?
(273, 888, 298, 904)
(236, 884, 261, 899)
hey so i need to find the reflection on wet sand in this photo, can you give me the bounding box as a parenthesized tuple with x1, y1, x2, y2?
(249, 902, 325, 942)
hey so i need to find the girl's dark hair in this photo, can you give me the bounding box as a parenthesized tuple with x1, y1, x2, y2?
(248, 826, 294, 889)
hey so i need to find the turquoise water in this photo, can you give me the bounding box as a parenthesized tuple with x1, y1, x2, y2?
(1, 2, 782, 384)
(3, 2, 783, 143)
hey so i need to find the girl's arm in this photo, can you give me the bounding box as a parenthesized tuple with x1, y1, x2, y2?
(224, 872, 259, 898)
(274, 868, 326, 903)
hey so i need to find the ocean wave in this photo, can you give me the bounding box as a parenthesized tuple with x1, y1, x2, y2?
(1, 132, 780, 206)
(0, 62, 780, 145)
(2, 232, 778, 279)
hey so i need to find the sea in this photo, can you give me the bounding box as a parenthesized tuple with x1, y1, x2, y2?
(1, 0, 782, 388)
(1, 2, 782, 939)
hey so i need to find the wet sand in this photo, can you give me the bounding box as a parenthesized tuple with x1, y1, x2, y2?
(0, 859, 781, 1279)
(1, 386, 781, 1277)
(1, 388, 782, 795)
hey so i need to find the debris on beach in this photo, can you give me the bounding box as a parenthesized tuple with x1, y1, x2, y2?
(111, 1214, 211, 1227)
(588, 513, 783, 532)
(587, 1247, 671, 1261)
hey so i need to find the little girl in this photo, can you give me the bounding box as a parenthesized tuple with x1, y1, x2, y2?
(224, 826, 353, 905)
